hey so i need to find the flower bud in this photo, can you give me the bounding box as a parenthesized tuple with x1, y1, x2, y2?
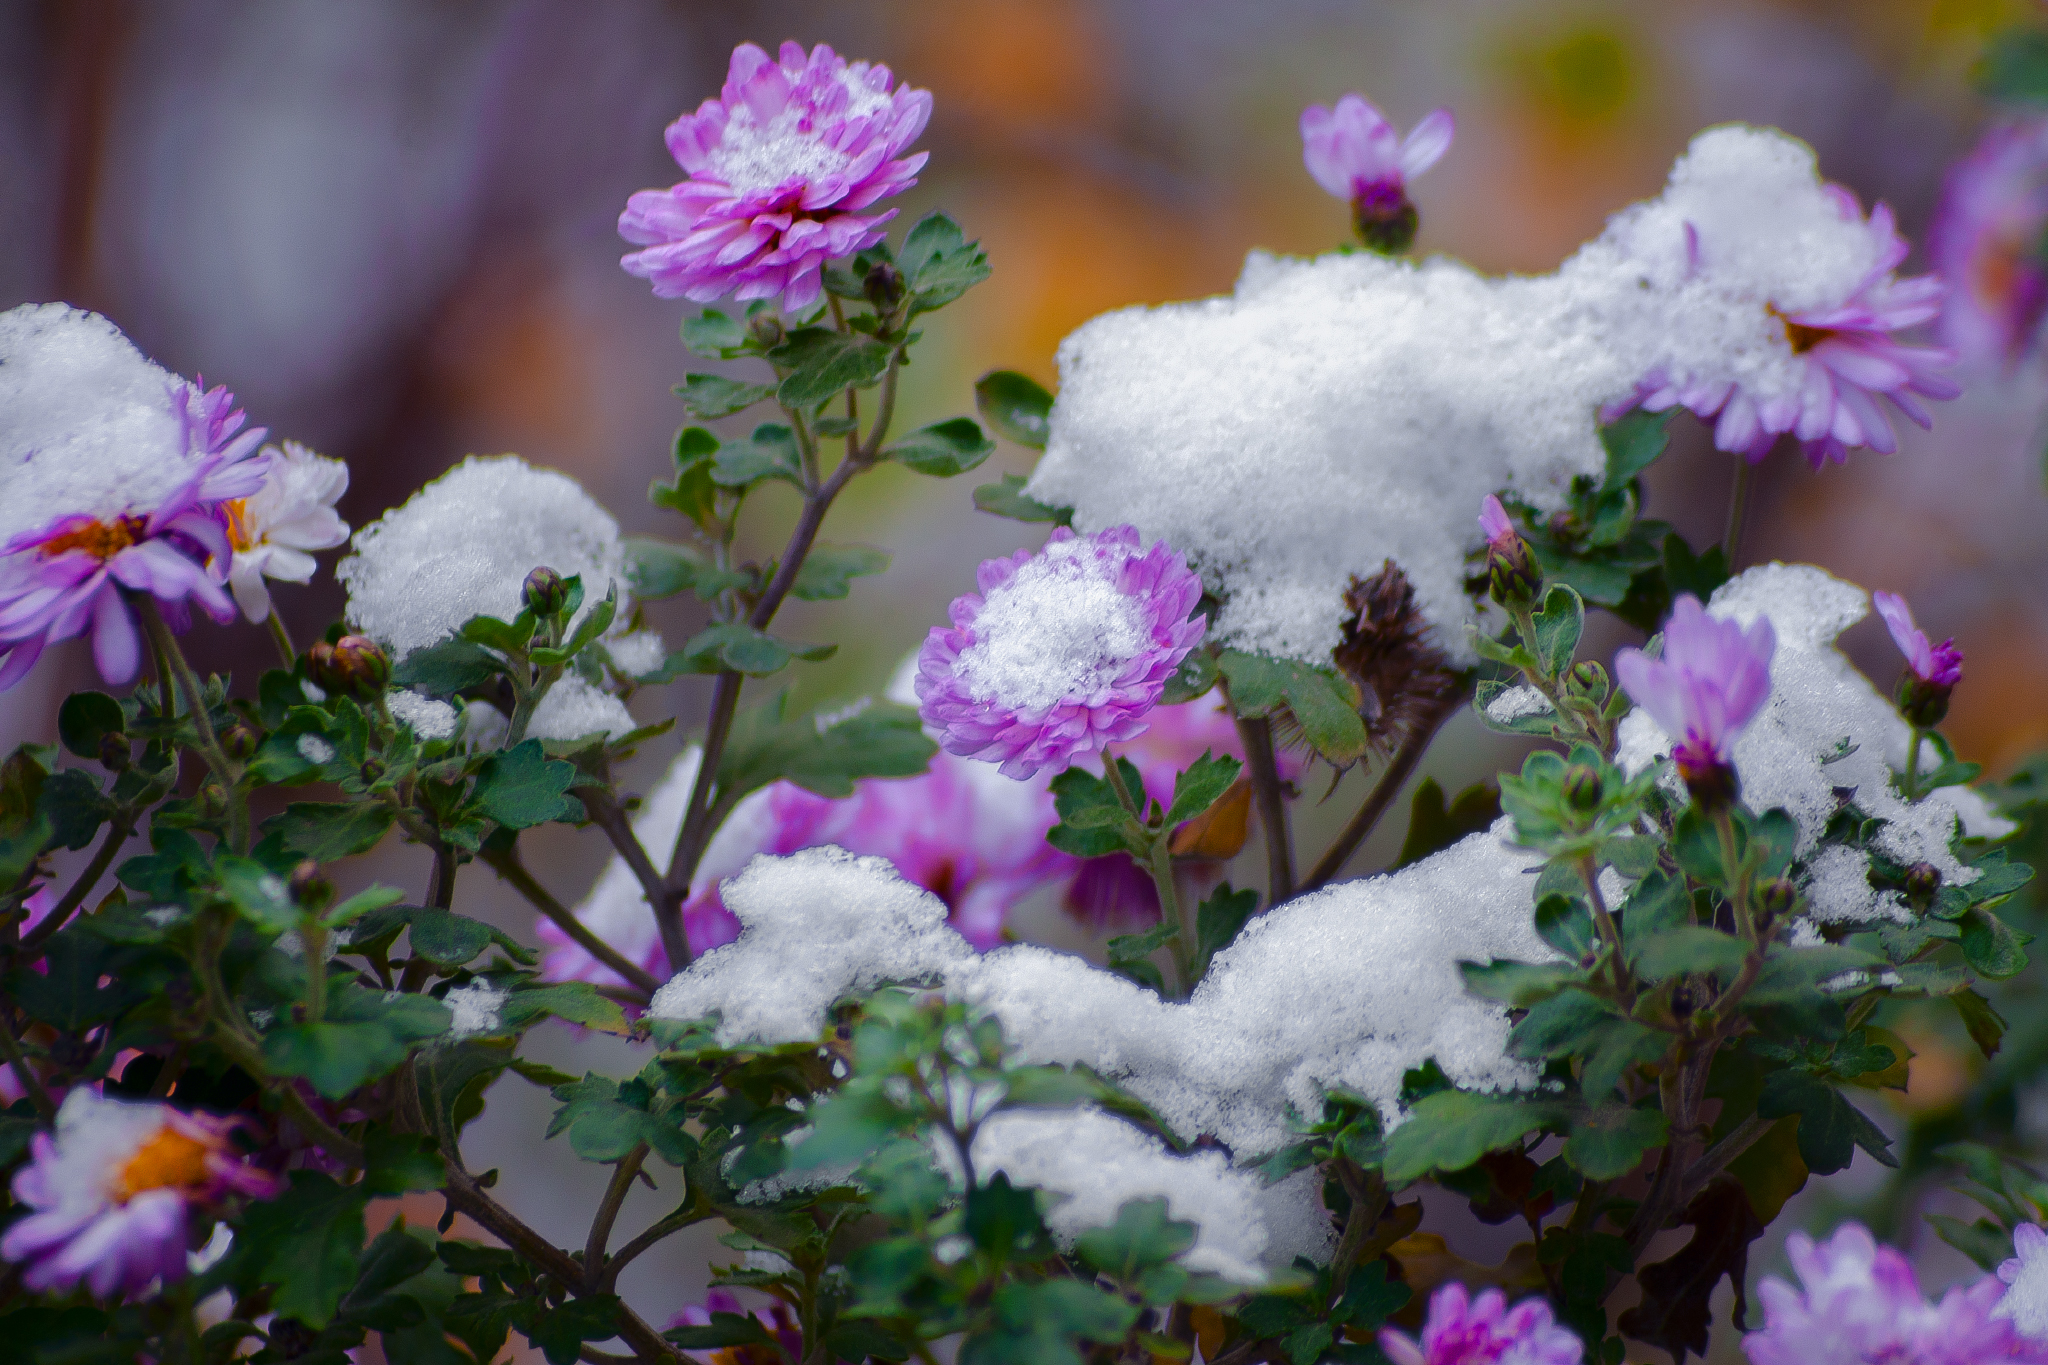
(1567, 661, 1608, 699)
(1756, 877, 1798, 926)
(748, 313, 786, 349)
(1486, 536, 1541, 612)
(98, 733, 130, 772)
(1895, 671, 1952, 729)
(1677, 754, 1739, 814)
(289, 859, 333, 913)
(1563, 764, 1603, 813)
(306, 635, 390, 702)
(522, 566, 569, 619)
(863, 260, 905, 312)
(1903, 861, 1942, 908)
(222, 722, 259, 761)
(1352, 183, 1419, 255)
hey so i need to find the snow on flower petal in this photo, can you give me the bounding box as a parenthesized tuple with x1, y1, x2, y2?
(1380, 1282, 1584, 1365)
(1, 1089, 280, 1300)
(915, 525, 1206, 779)
(1997, 1223, 2048, 1341)
(619, 40, 931, 312)
(224, 440, 350, 623)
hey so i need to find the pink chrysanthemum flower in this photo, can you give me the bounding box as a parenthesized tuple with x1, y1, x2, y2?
(1624, 190, 1957, 469)
(1, 1089, 281, 1300)
(1744, 1222, 2048, 1365)
(1300, 94, 1453, 252)
(618, 41, 931, 313)
(1873, 590, 1963, 689)
(1614, 594, 1775, 804)
(1930, 120, 2048, 368)
(1380, 1283, 1584, 1365)
(915, 525, 1207, 781)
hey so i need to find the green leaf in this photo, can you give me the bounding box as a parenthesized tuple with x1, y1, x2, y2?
(622, 537, 735, 603)
(1382, 1090, 1566, 1184)
(1047, 763, 1146, 858)
(361, 1130, 447, 1197)
(713, 693, 935, 804)
(974, 370, 1054, 448)
(1531, 585, 1585, 679)
(1747, 945, 1887, 1004)
(1628, 926, 1748, 981)
(1600, 410, 1670, 491)
(1398, 778, 1502, 869)
(898, 211, 992, 314)
(791, 544, 891, 600)
(650, 435, 720, 528)
(659, 623, 836, 678)
(768, 328, 891, 409)
(472, 740, 577, 829)
(1955, 988, 2009, 1058)
(1978, 27, 2048, 103)
(1581, 1019, 1669, 1102)
(1508, 989, 1614, 1060)
(667, 1313, 777, 1351)
(405, 908, 530, 968)
(1756, 1070, 1897, 1175)
(1107, 922, 1178, 971)
(681, 306, 753, 359)
(57, 691, 125, 759)
(232, 1171, 367, 1328)
(713, 423, 806, 488)
(961, 1280, 1137, 1365)
(974, 472, 1071, 524)
(392, 639, 502, 696)
(547, 1074, 658, 1160)
(1564, 1103, 1669, 1179)
(1662, 532, 1730, 603)
(676, 373, 775, 419)
(1165, 752, 1242, 826)
(1195, 883, 1260, 971)
(884, 417, 996, 476)
(264, 802, 397, 862)
(1960, 905, 2034, 980)
(264, 1016, 441, 1099)
(460, 612, 537, 654)
(36, 768, 108, 850)
(1459, 959, 1582, 1007)
(501, 981, 630, 1035)
(521, 1295, 622, 1365)
(1217, 650, 1367, 767)
(215, 856, 301, 934)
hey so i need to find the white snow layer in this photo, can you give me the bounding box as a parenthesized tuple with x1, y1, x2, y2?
(337, 455, 630, 660)
(1615, 563, 2013, 923)
(444, 981, 508, 1037)
(0, 304, 210, 546)
(387, 690, 459, 740)
(1027, 126, 1904, 663)
(526, 674, 636, 743)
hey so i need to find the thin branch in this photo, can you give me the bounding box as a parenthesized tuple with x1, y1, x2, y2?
(1302, 682, 1469, 892)
(135, 595, 247, 852)
(585, 1143, 649, 1291)
(22, 810, 138, 951)
(1677, 1112, 1773, 1207)
(1, 1013, 55, 1119)
(1236, 716, 1294, 906)
(599, 1201, 714, 1293)
(482, 845, 660, 998)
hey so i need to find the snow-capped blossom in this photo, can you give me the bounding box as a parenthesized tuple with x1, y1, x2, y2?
(670, 1289, 803, 1365)
(224, 441, 350, 623)
(1625, 191, 1958, 469)
(1744, 1222, 2048, 1365)
(1, 1089, 280, 1299)
(1997, 1223, 2048, 1341)
(1380, 1283, 1583, 1365)
(1300, 94, 1453, 253)
(916, 526, 1207, 780)
(618, 41, 931, 313)
(1930, 120, 2048, 367)
(1874, 590, 1964, 689)
(1613, 594, 1774, 803)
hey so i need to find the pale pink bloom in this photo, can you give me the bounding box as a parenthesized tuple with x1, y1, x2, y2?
(1744, 1222, 2048, 1364)
(1380, 1283, 1583, 1365)
(1614, 595, 1774, 787)
(1930, 119, 2048, 367)
(1, 1089, 280, 1300)
(916, 525, 1207, 780)
(1873, 589, 1964, 688)
(224, 441, 350, 623)
(1478, 493, 1515, 547)
(1996, 1223, 2048, 1341)
(1300, 95, 1454, 205)
(619, 41, 931, 312)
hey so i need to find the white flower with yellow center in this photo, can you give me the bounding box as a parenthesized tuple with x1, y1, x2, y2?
(224, 440, 349, 623)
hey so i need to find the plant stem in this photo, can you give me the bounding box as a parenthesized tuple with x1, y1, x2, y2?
(598, 1200, 713, 1293)
(0, 1013, 55, 1119)
(1302, 683, 1469, 891)
(1904, 727, 1925, 801)
(265, 612, 297, 669)
(482, 845, 661, 998)
(134, 595, 248, 853)
(1235, 715, 1295, 906)
(1711, 810, 1751, 940)
(22, 811, 138, 951)
(429, 843, 457, 910)
(301, 921, 328, 1022)
(1581, 857, 1629, 996)
(1723, 457, 1755, 568)
(585, 1143, 649, 1291)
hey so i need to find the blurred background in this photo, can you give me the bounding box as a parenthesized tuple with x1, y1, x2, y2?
(6, 1, 2048, 1359)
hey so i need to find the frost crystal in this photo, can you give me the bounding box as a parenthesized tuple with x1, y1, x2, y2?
(386, 690, 459, 740)
(1616, 563, 2012, 924)
(1028, 127, 1948, 663)
(336, 456, 628, 661)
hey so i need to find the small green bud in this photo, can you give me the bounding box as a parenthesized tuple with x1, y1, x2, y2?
(1563, 764, 1604, 813)
(1904, 862, 1942, 907)
(1567, 661, 1608, 698)
(863, 260, 905, 312)
(522, 566, 569, 618)
(748, 313, 786, 349)
(289, 859, 333, 912)
(1756, 877, 1798, 925)
(1895, 672, 1952, 728)
(222, 722, 259, 761)
(98, 733, 131, 772)
(307, 635, 390, 702)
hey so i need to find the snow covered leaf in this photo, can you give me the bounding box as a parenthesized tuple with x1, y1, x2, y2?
(974, 473, 1071, 524)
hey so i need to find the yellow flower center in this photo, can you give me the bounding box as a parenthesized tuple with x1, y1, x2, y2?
(114, 1126, 213, 1202)
(40, 515, 145, 561)
(223, 499, 256, 552)
(1783, 320, 1832, 354)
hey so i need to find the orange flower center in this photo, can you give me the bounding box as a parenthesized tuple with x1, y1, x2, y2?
(223, 499, 256, 552)
(1783, 320, 1833, 354)
(114, 1126, 213, 1202)
(40, 515, 145, 561)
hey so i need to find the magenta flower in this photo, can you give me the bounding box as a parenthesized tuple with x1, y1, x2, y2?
(1744, 1222, 2048, 1365)
(618, 41, 931, 313)
(1613, 595, 1775, 802)
(1873, 590, 1963, 689)
(1478, 494, 1514, 546)
(1623, 191, 1958, 469)
(1380, 1283, 1583, 1365)
(1, 1089, 281, 1299)
(1997, 1223, 2048, 1340)
(1930, 119, 2048, 368)
(1301, 94, 1452, 252)
(916, 525, 1207, 780)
